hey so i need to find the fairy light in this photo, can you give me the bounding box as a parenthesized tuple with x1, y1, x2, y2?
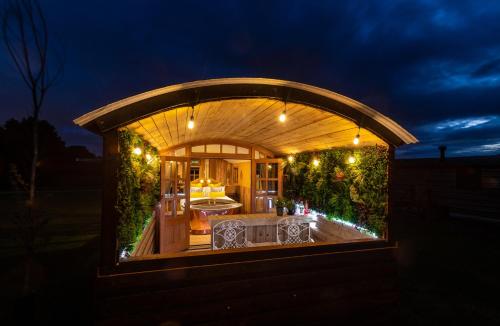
(133, 147, 142, 155)
(308, 209, 378, 238)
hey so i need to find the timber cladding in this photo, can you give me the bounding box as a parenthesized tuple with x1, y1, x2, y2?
(95, 246, 398, 325)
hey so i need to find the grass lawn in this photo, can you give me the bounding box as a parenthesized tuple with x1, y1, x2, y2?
(394, 210, 500, 325)
(0, 189, 101, 324)
(1, 190, 499, 324)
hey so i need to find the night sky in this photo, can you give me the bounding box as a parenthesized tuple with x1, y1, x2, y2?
(1, 0, 500, 158)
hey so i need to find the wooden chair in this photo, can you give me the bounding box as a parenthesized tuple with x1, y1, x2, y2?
(212, 219, 247, 250)
(277, 216, 311, 244)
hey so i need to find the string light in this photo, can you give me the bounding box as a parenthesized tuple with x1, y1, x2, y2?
(188, 105, 195, 129)
(145, 153, 152, 161)
(313, 159, 320, 167)
(287, 155, 294, 163)
(353, 126, 360, 145)
(133, 147, 142, 155)
(279, 101, 287, 122)
(348, 155, 356, 164)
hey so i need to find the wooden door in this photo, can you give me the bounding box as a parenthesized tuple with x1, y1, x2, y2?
(252, 159, 283, 213)
(159, 157, 190, 253)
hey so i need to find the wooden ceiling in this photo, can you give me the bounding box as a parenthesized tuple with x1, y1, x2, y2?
(125, 98, 387, 155)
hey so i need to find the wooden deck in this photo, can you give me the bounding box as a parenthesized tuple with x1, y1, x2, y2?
(132, 213, 375, 257)
(189, 234, 211, 252)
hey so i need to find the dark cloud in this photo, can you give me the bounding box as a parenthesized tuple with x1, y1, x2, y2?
(1, 0, 500, 157)
(471, 58, 500, 77)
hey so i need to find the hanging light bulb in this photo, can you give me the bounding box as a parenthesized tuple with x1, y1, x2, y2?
(353, 134, 360, 145)
(279, 101, 287, 122)
(287, 155, 294, 163)
(353, 126, 360, 145)
(133, 147, 142, 155)
(188, 105, 195, 129)
(348, 155, 356, 164)
(188, 115, 195, 129)
(279, 111, 286, 122)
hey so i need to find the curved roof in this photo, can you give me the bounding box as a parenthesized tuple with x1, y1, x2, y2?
(74, 78, 417, 148)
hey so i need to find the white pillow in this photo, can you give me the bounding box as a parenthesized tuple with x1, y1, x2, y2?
(210, 186, 225, 193)
(202, 186, 211, 197)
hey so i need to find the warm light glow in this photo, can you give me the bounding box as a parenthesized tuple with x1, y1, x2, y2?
(353, 134, 360, 145)
(207, 179, 211, 184)
(348, 155, 356, 164)
(188, 116, 195, 129)
(313, 159, 319, 167)
(200, 179, 204, 183)
(145, 153, 152, 161)
(133, 147, 142, 155)
(287, 155, 294, 163)
(267, 164, 272, 169)
(279, 111, 286, 122)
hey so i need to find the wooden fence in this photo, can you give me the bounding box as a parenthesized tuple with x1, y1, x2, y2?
(393, 158, 500, 221)
(96, 245, 398, 324)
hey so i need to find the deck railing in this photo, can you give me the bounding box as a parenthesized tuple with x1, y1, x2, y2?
(131, 205, 160, 256)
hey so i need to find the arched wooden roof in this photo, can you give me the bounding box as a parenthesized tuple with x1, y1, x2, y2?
(74, 78, 417, 153)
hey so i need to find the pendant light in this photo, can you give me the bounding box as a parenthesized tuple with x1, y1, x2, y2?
(353, 126, 360, 145)
(279, 101, 287, 122)
(188, 105, 195, 129)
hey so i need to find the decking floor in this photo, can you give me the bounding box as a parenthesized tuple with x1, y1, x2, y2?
(188, 234, 211, 252)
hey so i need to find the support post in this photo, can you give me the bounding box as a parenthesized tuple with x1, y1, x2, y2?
(386, 145, 395, 244)
(100, 130, 120, 274)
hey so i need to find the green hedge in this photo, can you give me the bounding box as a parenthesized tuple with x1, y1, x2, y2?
(283, 146, 388, 236)
(116, 130, 160, 252)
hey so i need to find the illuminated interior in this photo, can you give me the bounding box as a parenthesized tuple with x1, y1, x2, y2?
(73, 78, 417, 260)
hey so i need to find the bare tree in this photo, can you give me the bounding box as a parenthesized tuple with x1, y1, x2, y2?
(1, 0, 62, 294)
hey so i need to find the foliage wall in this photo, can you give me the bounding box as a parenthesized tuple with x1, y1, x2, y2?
(283, 145, 388, 236)
(116, 130, 160, 252)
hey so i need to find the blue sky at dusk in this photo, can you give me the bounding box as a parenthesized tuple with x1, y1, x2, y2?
(1, 0, 499, 157)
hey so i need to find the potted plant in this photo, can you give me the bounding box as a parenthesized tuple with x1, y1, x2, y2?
(275, 197, 286, 216)
(285, 198, 296, 215)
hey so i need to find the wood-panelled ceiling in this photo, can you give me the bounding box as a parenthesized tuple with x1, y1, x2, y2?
(125, 98, 387, 155)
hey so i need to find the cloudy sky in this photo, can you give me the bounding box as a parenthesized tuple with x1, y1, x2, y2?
(1, 0, 499, 158)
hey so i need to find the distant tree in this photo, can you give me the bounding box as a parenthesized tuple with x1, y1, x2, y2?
(1, 0, 63, 204)
(63, 145, 96, 160)
(0, 118, 98, 189)
(1, 0, 63, 294)
(0, 118, 66, 188)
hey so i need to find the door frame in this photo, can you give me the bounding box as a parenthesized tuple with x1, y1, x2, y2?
(159, 156, 191, 253)
(251, 158, 283, 213)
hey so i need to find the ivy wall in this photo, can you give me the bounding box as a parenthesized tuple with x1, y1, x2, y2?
(283, 145, 388, 236)
(116, 130, 160, 252)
